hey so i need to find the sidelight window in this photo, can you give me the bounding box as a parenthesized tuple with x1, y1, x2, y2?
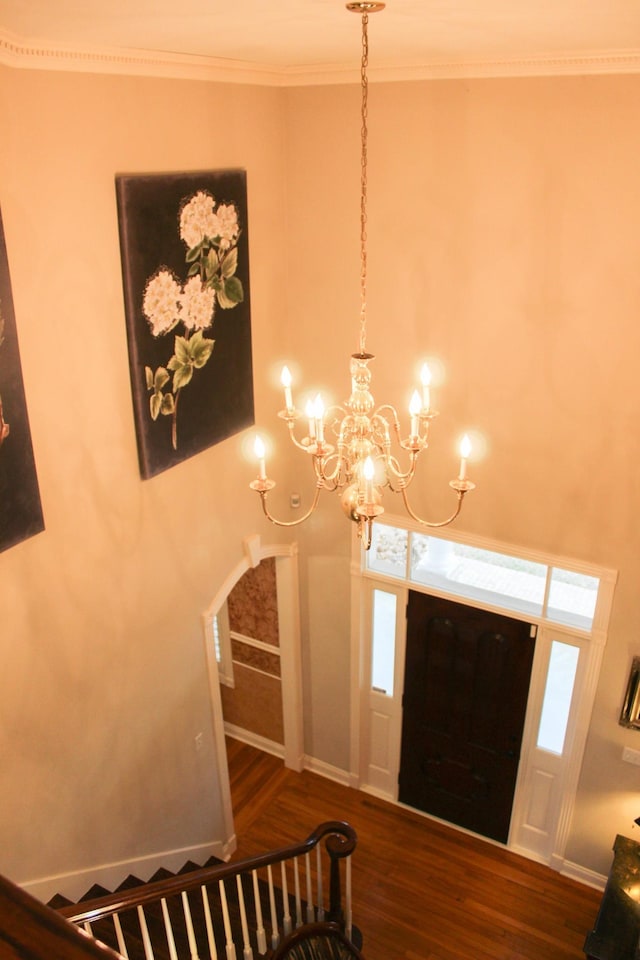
(371, 589, 397, 696)
(537, 640, 580, 755)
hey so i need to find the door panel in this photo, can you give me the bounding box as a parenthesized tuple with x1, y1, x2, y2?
(399, 591, 535, 843)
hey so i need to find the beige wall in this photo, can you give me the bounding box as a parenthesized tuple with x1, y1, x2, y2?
(283, 75, 640, 876)
(1, 60, 640, 889)
(0, 66, 290, 889)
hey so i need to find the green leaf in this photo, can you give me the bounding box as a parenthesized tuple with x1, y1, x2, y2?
(220, 247, 238, 279)
(173, 363, 194, 391)
(192, 337, 215, 369)
(187, 262, 201, 277)
(173, 335, 191, 364)
(161, 393, 175, 415)
(154, 366, 170, 390)
(145, 366, 154, 391)
(150, 392, 162, 420)
(218, 276, 244, 308)
(185, 240, 204, 263)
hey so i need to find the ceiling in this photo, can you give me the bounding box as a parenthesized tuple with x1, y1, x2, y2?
(1, 0, 640, 80)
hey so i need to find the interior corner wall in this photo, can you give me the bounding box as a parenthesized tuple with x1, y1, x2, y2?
(283, 75, 640, 877)
(0, 65, 292, 894)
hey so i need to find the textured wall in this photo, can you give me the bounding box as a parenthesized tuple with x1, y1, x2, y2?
(222, 558, 284, 744)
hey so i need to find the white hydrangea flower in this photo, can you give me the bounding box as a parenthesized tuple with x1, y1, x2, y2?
(180, 276, 216, 331)
(212, 203, 240, 250)
(179, 190, 218, 249)
(143, 269, 181, 336)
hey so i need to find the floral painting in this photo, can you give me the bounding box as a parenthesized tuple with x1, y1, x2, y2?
(0, 207, 45, 552)
(116, 170, 254, 479)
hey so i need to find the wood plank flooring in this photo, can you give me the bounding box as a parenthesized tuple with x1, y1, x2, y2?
(226, 738, 602, 960)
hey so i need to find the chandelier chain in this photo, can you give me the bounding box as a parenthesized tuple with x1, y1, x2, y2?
(359, 12, 369, 356)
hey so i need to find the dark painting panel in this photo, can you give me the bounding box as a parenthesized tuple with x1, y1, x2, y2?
(116, 170, 254, 479)
(0, 209, 45, 553)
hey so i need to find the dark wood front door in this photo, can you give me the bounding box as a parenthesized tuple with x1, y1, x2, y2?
(398, 591, 535, 843)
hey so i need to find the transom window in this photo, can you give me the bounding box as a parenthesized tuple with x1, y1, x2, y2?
(365, 523, 603, 632)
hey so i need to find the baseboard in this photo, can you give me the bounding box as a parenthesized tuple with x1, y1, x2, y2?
(224, 722, 285, 759)
(302, 755, 352, 787)
(560, 859, 606, 891)
(224, 724, 352, 787)
(21, 838, 229, 905)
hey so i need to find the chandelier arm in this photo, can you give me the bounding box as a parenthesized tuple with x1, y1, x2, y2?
(315, 450, 348, 487)
(281, 417, 315, 452)
(382, 451, 419, 489)
(256, 484, 323, 528)
(399, 486, 466, 528)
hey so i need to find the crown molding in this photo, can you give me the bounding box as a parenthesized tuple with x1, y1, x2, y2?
(0, 29, 287, 86)
(1, 27, 640, 86)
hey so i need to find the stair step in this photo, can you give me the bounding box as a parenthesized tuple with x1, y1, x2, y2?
(148, 867, 175, 883)
(116, 874, 146, 892)
(80, 883, 112, 901)
(47, 893, 73, 909)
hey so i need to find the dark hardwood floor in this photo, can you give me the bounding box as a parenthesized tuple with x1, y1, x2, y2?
(226, 738, 602, 960)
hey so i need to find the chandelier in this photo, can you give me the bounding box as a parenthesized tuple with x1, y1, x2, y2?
(250, 1, 475, 550)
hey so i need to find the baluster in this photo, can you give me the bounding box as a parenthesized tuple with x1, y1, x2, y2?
(280, 861, 291, 937)
(316, 846, 325, 922)
(113, 912, 130, 958)
(160, 898, 178, 960)
(304, 853, 315, 923)
(266, 864, 279, 950)
(328, 847, 342, 925)
(252, 869, 267, 954)
(182, 890, 201, 960)
(293, 857, 303, 928)
(236, 875, 253, 960)
(201, 885, 219, 960)
(219, 879, 237, 960)
(137, 905, 156, 960)
(345, 856, 352, 940)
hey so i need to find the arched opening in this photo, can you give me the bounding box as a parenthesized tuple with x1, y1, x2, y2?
(202, 534, 303, 853)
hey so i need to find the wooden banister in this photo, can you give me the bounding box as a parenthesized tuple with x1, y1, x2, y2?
(59, 820, 356, 926)
(0, 871, 122, 960)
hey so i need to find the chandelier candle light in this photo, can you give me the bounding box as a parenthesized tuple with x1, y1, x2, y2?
(250, 1, 475, 550)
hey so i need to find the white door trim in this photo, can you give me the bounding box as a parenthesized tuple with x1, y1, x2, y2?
(203, 534, 303, 853)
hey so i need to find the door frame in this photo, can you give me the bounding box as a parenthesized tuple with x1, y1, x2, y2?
(203, 534, 304, 854)
(349, 517, 616, 870)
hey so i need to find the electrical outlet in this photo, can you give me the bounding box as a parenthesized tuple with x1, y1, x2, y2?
(195, 732, 204, 751)
(622, 746, 640, 766)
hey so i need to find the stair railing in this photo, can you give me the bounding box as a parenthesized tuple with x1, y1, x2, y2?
(57, 820, 357, 960)
(0, 870, 123, 960)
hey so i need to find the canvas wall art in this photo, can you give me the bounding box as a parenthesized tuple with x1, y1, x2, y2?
(116, 170, 254, 479)
(0, 208, 45, 553)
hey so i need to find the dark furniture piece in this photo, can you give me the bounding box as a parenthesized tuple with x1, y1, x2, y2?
(585, 834, 640, 959)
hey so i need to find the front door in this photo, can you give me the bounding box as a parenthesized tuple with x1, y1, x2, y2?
(398, 591, 535, 843)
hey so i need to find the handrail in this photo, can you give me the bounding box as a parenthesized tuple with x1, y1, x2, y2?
(0, 870, 123, 960)
(59, 820, 356, 925)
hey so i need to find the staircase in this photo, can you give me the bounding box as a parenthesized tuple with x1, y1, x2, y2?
(2, 821, 359, 960)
